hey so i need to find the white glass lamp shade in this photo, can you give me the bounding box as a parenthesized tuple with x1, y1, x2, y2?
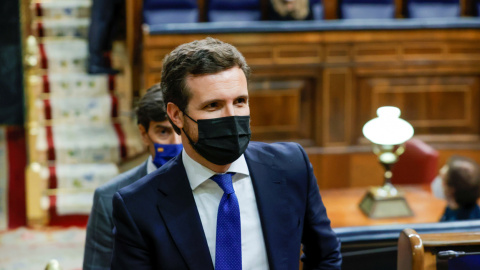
(362, 106, 414, 145)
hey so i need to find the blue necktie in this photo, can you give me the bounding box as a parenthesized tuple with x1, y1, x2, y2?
(210, 173, 242, 270)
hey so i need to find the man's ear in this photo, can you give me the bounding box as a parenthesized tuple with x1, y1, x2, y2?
(167, 102, 184, 129)
(138, 124, 150, 146)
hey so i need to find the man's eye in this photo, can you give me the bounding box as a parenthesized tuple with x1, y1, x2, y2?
(158, 128, 169, 135)
(205, 102, 218, 109)
(236, 98, 247, 104)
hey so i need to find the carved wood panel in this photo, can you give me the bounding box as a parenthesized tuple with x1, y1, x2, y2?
(142, 29, 480, 151)
(355, 76, 480, 143)
(323, 68, 353, 146)
(143, 49, 171, 70)
(353, 43, 400, 63)
(249, 79, 315, 143)
(237, 46, 275, 66)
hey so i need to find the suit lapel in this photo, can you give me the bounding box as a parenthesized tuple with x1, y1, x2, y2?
(155, 155, 213, 270)
(137, 161, 149, 179)
(245, 147, 289, 270)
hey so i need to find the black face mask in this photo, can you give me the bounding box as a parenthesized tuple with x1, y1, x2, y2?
(182, 113, 251, 165)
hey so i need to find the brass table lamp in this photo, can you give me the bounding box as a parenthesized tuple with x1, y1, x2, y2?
(359, 106, 414, 218)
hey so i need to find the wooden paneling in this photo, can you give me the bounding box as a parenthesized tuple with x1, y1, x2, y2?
(322, 0, 338, 20)
(448, 43, 480, 60)
(249, 80, 315, 142)
(142, 27, 480, 189)
(323, 68, 352, 146)
(325, 44, 351, 63)
(238, 46, 275, 66)
(250, 89, 300, 135)
(355, 76, 480, 143)
(274, 45, 322, 64)
(306, 149, 383, 189)
(403, 42, 446, 59)
(143, 32, 324, 48)
(308, 153, 351, 189)
(125, 0, 143, 94)
(143, 49, 170, 70)
(353, 43, 401, 63)
(438, 149, 480, 170)
(145, 71, 161, 93)
(349, 153, 383, 187)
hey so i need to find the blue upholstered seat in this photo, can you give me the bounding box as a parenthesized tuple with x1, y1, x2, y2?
(143, 0, 198, 25)
(340, 0, 395, 19)
(407, 0, 460, 18)
(311, 0, 324, 20)
(477, 1, 480, 17)
(208, 0, 261, 22)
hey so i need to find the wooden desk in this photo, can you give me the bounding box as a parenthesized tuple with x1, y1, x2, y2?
(321, 185, 447, 228)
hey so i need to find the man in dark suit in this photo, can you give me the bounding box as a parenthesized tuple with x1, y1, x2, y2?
(83, 84, 182, 270)
(111, 37, 341, 269)
(87, 0, 122, 74)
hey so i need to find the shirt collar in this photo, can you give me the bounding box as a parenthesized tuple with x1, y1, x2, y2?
(147, 155, 157, 174)
(182, 148, 249, 191)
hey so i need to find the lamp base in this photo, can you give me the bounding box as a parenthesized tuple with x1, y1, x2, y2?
(359, 187, 413, 218)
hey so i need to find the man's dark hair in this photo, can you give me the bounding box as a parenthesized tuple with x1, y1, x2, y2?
(136, 83, 168, 132)
(161, 37, 251, 134)
(446, 156, 480, 208)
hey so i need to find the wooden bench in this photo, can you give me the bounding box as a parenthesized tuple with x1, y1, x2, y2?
(398, 228, 480, 270)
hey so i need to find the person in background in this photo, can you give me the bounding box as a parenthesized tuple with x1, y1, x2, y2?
(110, 37, 341, 269)
(431, 155, 480, 221)
(82, 84, 182, 270)
(268, 0, 313, 20)
(87, 0, 123, 74)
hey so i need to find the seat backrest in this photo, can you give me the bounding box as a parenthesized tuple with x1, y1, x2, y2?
(398, 228, 480, 270)
(340, 0, 395, 19)
(398, 228, 424, 270)
(477, 0, 480, 17)
(208, 0, 261, 22)
(407, 0, 460, 18)
(391, 138, 439, 185)
(311, 0, 324, 20)
(143, 0, 199, 24)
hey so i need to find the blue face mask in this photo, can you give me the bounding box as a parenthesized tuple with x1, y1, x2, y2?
(153, 143, 183, 168)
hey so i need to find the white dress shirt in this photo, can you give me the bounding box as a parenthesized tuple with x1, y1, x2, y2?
(182, 149, 269, 269)
(146, 155, 157, 174)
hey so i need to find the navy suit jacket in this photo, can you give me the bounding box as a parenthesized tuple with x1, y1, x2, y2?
(111, 142, 341, 269)
(83, 161, 148, 270)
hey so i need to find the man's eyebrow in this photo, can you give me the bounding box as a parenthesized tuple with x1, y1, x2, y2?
(153, 124, 172, 129)
(237, 95, 249, 101)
